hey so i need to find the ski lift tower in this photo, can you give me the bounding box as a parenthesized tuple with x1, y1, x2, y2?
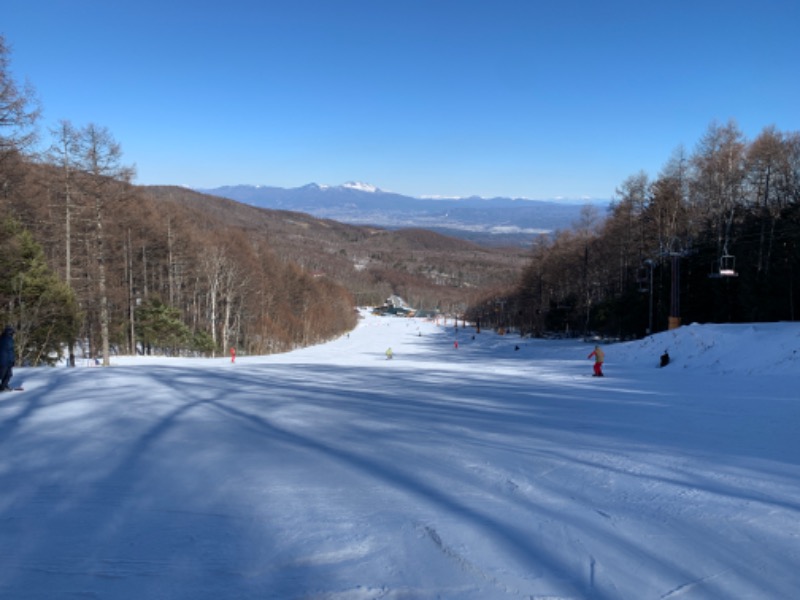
(636, 260, 655, 333)
(664, 240, 688, 329)
(668, 253, 682, 330)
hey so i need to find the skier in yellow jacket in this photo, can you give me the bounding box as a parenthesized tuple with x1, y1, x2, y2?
(588, 345, 605, 377)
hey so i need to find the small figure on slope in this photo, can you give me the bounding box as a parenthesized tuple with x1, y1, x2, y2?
(385, 347, 393, 360)
(588, 345, 604, 377)
(0, 326, 16, 391)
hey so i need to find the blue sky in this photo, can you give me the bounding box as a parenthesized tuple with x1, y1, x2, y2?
(4, 0, 799, 199)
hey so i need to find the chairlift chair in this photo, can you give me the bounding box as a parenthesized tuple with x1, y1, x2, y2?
(719, 253, 738, 277)
(709, 253, 738, 278)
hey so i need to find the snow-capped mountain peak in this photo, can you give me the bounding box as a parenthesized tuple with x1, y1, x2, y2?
(341, 181, 380, 193)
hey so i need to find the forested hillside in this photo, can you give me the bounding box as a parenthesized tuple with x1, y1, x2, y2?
(470, 121, 800, 338)
(2, 160, 360, 362)
(144, 185, 528, 311)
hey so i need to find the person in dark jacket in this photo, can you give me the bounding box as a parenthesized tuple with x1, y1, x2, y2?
(0, 326, 16, 391)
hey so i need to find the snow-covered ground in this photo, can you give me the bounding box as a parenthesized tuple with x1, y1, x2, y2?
(1, 313, 798, 599)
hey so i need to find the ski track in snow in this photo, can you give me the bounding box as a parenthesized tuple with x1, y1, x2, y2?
(0, 313, 799, 599)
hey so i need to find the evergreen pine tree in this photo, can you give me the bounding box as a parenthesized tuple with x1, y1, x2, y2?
(0, 218, 81, 365)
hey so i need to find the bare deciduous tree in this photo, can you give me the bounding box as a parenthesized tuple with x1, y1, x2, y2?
(74, 124, 134, 366)
(0, 36, 40, 156)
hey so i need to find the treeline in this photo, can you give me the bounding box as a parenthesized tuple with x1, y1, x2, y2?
(468, 121, 800, 337)
(0, 36, 355, 365)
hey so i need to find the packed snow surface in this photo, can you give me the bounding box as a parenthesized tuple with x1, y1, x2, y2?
(1, 313, 799, 599)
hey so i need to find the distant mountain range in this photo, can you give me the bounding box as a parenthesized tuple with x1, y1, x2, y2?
(197, 182, 609, 247)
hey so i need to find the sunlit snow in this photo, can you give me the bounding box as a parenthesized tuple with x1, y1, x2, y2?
(1, 313, 798, 599)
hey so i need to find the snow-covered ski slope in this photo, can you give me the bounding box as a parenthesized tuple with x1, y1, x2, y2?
(1, 313, 798, 599)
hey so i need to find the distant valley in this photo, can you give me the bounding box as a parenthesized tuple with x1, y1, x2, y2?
(198, 183, 610, 247)
(144, 184, 532, 313)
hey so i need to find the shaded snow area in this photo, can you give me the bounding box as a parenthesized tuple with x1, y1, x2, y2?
(1, 313, 799, 599)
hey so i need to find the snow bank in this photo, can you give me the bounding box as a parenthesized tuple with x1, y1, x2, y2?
(614, 322, 800, 374)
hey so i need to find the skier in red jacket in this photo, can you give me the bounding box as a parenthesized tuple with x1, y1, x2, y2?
(588, 345, 605, 377)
